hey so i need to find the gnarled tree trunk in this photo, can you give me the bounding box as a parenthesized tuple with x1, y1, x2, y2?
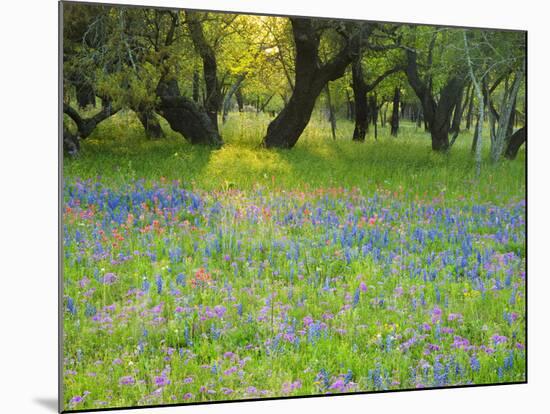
(156, 79, 222, 147)
(262, 18, 359, 148)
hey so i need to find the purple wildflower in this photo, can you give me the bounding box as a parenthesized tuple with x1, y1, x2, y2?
(492, 334, 508, 345)
(119, 375, 135, 385)
(154, 375, 170, 387)
(102, 272, 117, 285)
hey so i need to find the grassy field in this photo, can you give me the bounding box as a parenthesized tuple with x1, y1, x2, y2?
(65, 111, 525, 202)
(62, 111, 526, 410)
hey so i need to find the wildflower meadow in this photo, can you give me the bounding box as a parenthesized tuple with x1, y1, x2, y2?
(62, 114, 526, 411)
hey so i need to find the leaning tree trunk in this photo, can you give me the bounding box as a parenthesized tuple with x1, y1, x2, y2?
(156, 79, 222, 146)
(262, 18, 357, 148)
(135, 109, 164, 139)
(504, 127, 526, 160)
(222, 73, 247, 124)
(390, 86, 400, 137)
(324, 83, 337, 140)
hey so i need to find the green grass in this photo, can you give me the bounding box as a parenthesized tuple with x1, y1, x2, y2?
(64, 110, 525, 204)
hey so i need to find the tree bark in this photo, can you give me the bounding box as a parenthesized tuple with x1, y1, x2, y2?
(390, 86, 400, 137)
(504, 127, 526, 160)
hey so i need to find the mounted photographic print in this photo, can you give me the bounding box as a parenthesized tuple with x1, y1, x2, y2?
(60, 1, 527, 412)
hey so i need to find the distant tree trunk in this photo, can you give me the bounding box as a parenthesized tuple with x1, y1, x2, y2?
(222, 73, 246, 123)
(259, 94, 275, 113)
(463, 32, 485, 176)
(370, 94, 379, 140)
(262, 18, 358, 148)
(450, 83, 466, 134)
(192, 69, 200, 103)
(324, 83, 337, 140)
(351, 53, 400, 141)
(390, 86, 400, 136)
(135, 109, 164, 139)
(156, 78, 222, 146)
(506, 97, 517, 138)
(465, 85, 474, 130)
(345, 89, 354, 120)
(76, 83, 96, 108)
(416, 105, 423, 128)
(504, 127, 526, 160)
(235, 88, 244, 112)
(471, 117, 479, 154)
(187, 12, 221, 133)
